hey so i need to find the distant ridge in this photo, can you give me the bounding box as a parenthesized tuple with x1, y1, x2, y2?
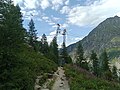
(67, 16, 120, 61)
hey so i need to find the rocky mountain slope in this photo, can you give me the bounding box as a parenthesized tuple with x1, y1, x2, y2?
(67, 16, 120, 62)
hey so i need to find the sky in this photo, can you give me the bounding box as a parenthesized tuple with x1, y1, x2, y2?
(13, 0, 120, 47)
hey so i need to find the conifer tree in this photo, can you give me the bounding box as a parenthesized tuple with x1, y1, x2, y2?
(76, 42, 84, 65)
(40, 34, 49, 55)
(112, 65, 118, 80)
(90, 51, 99, 76)
(76, 42, 88, 70)
(60, 42, 72, 65)
(100, 50, 112, 80)
(50, 36, 59, 64)
(61, 42, 67, 64)
(0, 0, 27, 89)
(28, 19, 38, 51)
(101, 50, 110, 72)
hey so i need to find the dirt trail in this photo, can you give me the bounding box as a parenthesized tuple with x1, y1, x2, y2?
(52, 67, 70, 90)
(35, 67, 70, 90)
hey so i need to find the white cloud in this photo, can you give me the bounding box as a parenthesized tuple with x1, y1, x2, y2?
(49, 30, 56, 36)
(23, 0, 37, 9)
(51, 0, 69, 10)
(13, 0, 70, 10)
(13, 0, 23, 5)
(40, 0, 50, 10)
(60, 6, 70, 14)
(67, 0, 120, 27)
(51, 0, 63, 10)
(66, 37, 83, 46)
(42, 16, 49, 20)
(46, 30, 58, 44)
(50, 15, 61, 24)
(65, 0, 69, 5)
(42, 15, 57, 25)
(49, 22, 56, 25)
(74, 37, 83, 41)
(62, 23, 69, 28)
(22, 10, 39, 20)
(47, 35, 54, 44)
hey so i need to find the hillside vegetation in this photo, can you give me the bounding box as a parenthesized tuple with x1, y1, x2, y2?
(0, 1, 58, 89)
(64, 65, 120, 90)
(1, 44, 57, 90)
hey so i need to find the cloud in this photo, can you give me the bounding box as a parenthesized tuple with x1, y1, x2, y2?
(51, 0, 70, 11)
(46, 30, 58, 44)
(62, 23, 69, 28)
(13, 0, 23, 5)
(66, 37, 83, 46)
(60, 6, 70, 14)
(23, 0, 38, 9)
(42, 16, 54, 25)
(65, 0, 69, 5)
(51, 16, 61, 22)
(74, 37, 83, 41)
(67, 0, 120, 27)
(13, 0, 70, 11)
(51, 0, 64, 10)
(49, 30, 56, 36)
(22, 10, 39, 20)
(40, 0, 50, 10)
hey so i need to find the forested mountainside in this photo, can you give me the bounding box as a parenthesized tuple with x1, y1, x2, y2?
(67, 16, 120, 60)
(1, 0, 120, 90)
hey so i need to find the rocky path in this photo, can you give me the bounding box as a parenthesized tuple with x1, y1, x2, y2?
(52, 67, 70, 90)
(35, 67, 70, 90)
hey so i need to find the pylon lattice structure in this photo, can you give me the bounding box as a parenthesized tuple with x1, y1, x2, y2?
(55, 24, 67, 66)
(56, 24, 67, 45)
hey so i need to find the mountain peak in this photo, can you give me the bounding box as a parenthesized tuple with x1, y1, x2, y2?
(114, 15, 119, 18)
(67, 16, 120, 60)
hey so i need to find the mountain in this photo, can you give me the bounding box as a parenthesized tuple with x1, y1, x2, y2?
(67, 16, 120, 62)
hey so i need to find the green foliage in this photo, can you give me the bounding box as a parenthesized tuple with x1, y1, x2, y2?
(0, 44, 57, 90)
(0, 1, 25, 51)
(76, 43, 84, 65)
(76, 43, 89, 70)
(100, 50, 110, 72)
(28, 19, 38, 51)
(90, 51, 99, 76)
(50, 37, 59, 64)
(112, 65, 118, 80)
(64, 65, 120, 90)
(60, 42, 72, 65)
(40, 34, 49, 55)
(0, 1, 57, 89)
(99, 50, 113, 80)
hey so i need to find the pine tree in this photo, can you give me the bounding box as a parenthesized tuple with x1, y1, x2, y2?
(90, 51, 99, 76)
(100, 50, 112, 80)
(40, 34, 49, 55)
(76, 43, 84, 65)
(61, 42, 67, 65)
(0, 1, 25, 51)
(101, 50, 110, 72)
(50, 36, 59, 64)
(60, 42, 72, 65)
(76, 42, 88, 70)
(28, 19, 38, 51)
(0, 1, 27, 89)
(112, 65, 118, 80)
